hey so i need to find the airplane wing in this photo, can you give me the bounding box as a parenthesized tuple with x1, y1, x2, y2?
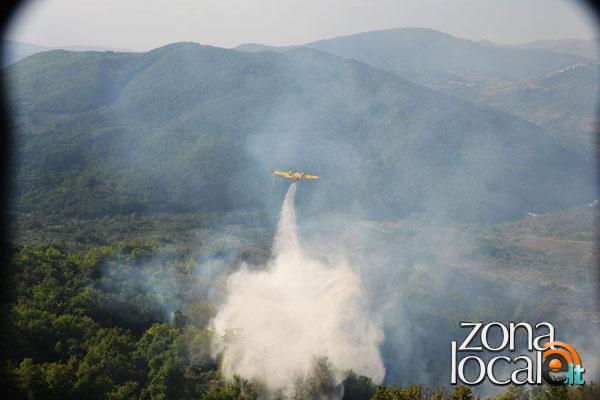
(272, 170, 293, 179)
(303, 174, 320, 180)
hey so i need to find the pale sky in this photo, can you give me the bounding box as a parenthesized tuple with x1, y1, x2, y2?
(4, 0, 599, 51)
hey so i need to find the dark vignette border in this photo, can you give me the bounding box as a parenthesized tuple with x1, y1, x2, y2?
(0, 1, 597, 399)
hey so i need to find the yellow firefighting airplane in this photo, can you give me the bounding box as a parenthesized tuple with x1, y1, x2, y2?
(272, 170, 320, 182)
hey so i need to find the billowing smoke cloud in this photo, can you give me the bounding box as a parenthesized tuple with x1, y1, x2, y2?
(212, 183, 385, 393)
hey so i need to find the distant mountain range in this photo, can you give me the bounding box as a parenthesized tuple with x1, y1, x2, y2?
(239, 34, 599, 62)
(479, 37, 599, 60)
(6, 40, 594, 223)
(433, 61, 600, 158)
(238, 28, 591, 82)
(237, 28, 599, 158)
(2, 40, 133, 65)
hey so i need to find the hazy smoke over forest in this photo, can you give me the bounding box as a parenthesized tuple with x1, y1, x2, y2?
(212, 183, 385, 394)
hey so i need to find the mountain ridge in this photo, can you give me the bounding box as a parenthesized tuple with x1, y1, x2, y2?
(236, 27, 591, 82)
(236, 28, 599, 160)
(2, 39, 135, 66)
(7, 42, 595, 223)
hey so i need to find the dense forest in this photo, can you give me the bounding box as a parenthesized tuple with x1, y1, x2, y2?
(1, 201, 597, 399)
(2, 240, 598, 399)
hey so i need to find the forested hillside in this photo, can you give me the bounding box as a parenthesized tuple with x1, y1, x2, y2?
(238, 28, 599, 159)
(425, 62, 600, 158)
(6, 43, 595, 223)
(3, 204, 598, 399)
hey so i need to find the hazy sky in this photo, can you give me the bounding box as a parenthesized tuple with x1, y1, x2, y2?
(4, 0, 598, 50)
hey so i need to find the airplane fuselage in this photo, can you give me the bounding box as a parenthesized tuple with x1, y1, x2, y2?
(272, 170, 320, 181)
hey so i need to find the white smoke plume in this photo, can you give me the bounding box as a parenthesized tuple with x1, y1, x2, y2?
(212, 183, 385, 394)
